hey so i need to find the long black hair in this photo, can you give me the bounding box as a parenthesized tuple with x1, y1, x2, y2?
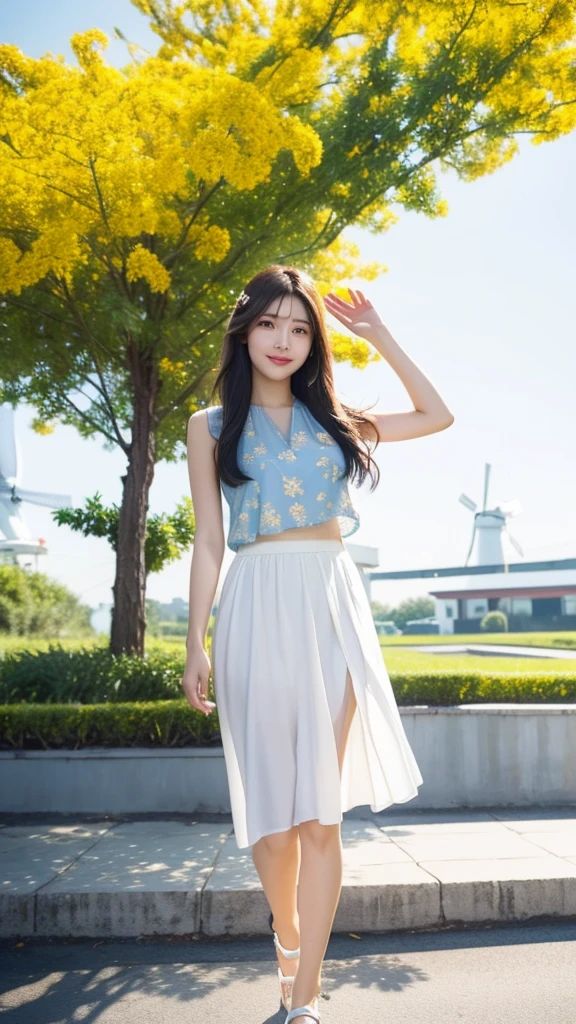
(209, 264, 380, 490)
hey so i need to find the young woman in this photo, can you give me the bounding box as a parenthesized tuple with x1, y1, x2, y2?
(183, 264, 454, 1024)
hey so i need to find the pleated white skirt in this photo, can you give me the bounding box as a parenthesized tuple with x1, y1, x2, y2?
(211, 537, 423, 849)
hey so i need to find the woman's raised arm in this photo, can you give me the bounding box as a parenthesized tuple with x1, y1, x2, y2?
(324, 288, 454, 442)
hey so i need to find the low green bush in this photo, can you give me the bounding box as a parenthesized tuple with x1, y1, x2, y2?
(0, 699, 217, 749)
(1, 670, 575, 749)
(481, 610, 508, 632)
(0, 643, 194, 704)
(389, 670, 576, 704)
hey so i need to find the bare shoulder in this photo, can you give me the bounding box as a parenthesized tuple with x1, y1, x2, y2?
(186, 409, 220, 466)
(188, 407, 210, 427)
(188, 407, 216, 437)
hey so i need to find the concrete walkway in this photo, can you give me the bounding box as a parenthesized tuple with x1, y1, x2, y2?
(404, 643, 576, 659)
(2, 807, 576, 939)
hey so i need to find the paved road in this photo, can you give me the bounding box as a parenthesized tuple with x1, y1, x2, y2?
(2, 922, 576, 1022)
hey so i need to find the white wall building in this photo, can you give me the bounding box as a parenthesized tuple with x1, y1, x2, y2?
(431, 567, 576, 634)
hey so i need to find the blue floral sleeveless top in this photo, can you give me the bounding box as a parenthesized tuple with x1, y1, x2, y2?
(206, 397, 360, 551)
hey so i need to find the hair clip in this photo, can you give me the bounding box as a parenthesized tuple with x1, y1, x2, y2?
(236, 290, 250, 307)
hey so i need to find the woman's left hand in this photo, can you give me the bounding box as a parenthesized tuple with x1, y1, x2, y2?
(323, 287, 387, 341)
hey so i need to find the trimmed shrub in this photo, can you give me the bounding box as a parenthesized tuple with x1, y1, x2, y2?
(0, 643, 195, 704)
(481, 610, 508, 632)
(0, 700, 218, 749)
(1, 669, 575, 750)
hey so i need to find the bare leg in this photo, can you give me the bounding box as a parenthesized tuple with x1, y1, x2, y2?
(251, 669, 358, 1019)
(333, 668, 357, 775)
(288, 819, 341, 1014)
(290, 669, 358, 1017)
(251, 825, 301, 987)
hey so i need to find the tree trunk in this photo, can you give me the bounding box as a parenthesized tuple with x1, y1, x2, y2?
(110, 343, 158, 657)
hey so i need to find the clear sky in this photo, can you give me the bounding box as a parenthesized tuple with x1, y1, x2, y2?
(3, 3, 575, 612)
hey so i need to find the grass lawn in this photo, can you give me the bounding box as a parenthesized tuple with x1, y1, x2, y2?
(382, 631, 576, 650)
(382, 647, 576, 675)
(1, 632, 575, 678)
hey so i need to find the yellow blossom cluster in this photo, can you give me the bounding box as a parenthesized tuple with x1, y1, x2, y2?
(312, 231, 387, 293)
(0, 29, 324, 298)
(1, 1, 574, 377)
(0, 226, 87, 296)
(158, 356, 189, 385)
(328, 330, 382, 369)
(126, 245, 171, 293)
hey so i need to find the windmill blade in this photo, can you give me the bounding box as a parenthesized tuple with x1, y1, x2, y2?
(464, 518, 477, 566)
(6, 486, 72, 510)
(482, 463, 491, 511)
(507, 532, 524, 557)
(0, 404, 19, 482)
(0, 500, 32, 541)
(459, 493, 477, 512)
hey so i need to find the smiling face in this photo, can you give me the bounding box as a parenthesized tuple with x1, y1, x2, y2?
(243, 292, 313, 384)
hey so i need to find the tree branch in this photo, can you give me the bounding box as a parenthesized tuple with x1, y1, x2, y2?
(9, 160, 101, 213)
(3, 294, 78, 329)
(174, 228, 274, 320)
(54, 278, 131, 452)
(164, 178, 226, 268)
(87, 354, 131, 454)
(154, 364, 217, 424)
(88, 153, 111, 232)
(51, 276, 118, 362)
(276, 209, 339, 261)
(59, 392, 125, 449)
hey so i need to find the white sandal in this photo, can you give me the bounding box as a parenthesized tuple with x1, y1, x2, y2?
(268, 910, 300, 1011)
(284, 996, 321, 1023)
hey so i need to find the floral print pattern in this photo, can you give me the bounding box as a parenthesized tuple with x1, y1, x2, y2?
(205, 399, 360, 551)
(282, 475, 305, 497)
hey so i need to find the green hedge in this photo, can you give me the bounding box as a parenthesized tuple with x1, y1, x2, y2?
(0, 644, 191, 704)
(390, 670, 576, 704)
(2, 670, 576, 750)
(0, 700, 218, 749)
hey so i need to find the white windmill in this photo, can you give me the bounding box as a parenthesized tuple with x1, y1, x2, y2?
(0, 403, 72, 567)
(459, 463, 524, 568)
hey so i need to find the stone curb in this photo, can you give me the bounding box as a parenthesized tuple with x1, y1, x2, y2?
(2, 811, 576, 939)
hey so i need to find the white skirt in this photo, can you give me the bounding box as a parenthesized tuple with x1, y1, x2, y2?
(211, 537, 423, 849)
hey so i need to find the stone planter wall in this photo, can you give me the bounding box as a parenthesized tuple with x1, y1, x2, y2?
(2, 705, 575, 814)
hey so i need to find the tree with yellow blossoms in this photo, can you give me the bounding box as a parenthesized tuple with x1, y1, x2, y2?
(1, 1, 575, 655)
